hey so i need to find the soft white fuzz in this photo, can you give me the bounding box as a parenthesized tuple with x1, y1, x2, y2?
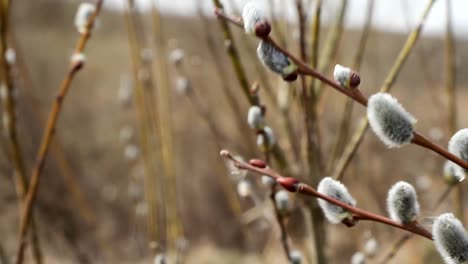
(317, 177, 356, 224)
(433, 213, 468, 264)
(257, 41, 297, 77)
(386, 181, 420, 223)
(242, 2, 264, 34)
(367, 93, 416, 148)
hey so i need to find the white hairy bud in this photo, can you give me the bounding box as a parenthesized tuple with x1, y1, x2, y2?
(169, 49, 185, 66)
(257, 126, 276, 151)
(386, 181, 420, 223)
(175, 76, 190, 95)
(74, 3, 96, 34)
(237, 180, 252, 197)
(448, 129, 468, 181)
(433, 213, 468, 264)
(261, 175, 275, 186)
(444, 161, 465, 185)
(5, 48, 15, 65)
(154, 253, 166, 264)
(334, 64, 352, 87)
(124, 144, 139, 161)
(257, 41, 297, 78)
(367, 93, 416, 148)
(247, 106, 264, 129)
(242, 2, 264, 34)
(70, 53, 86, 66)
(274, 190, 289, 212)
(317, 177, 356, 224)
(363, 237, 379, 257)
(290, 250, 302, 264)
(351, 252, 366, 264)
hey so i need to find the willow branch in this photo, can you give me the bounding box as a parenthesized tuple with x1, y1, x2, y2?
(15, 1, 104, 263)
(215, 3, 468, 172)
(220, 150, 433, 240)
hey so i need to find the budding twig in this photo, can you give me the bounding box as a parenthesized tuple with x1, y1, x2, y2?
(214, 4, 468, 172)
(220, 150, 433, 240)
(15, 1, 103, 263)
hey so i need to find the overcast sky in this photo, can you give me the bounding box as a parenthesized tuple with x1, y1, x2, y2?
(103, 0, 468, 38)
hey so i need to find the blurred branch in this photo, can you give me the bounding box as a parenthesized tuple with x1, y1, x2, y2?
(314, 0, 347, 97)
(196, 0, 258, 157)
(443, 0, 463, 220)
(221, 150, 433, 240)
(15, 1, 104, 263)
(151, 0, 184, 252)
(326, 0, 373, 174)
(296, 0, 326, 262)
(0, 1, 42, 263)
(124, 0, 163, 252)
(211, 0, 290, 172)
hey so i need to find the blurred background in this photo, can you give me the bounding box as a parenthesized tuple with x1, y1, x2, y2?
(1, 0, 467, 263)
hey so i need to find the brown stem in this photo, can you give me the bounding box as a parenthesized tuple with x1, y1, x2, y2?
(15, 2, 103, 263)
(220, 150, 433, 240)
(214, 8, 468, 171)
(412, 133, 468, 170)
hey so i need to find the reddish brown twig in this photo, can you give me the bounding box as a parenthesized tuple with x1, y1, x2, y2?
(214, 8, 468, 171)
(220, 150, 433, 240)
(15, 1, 104, 263)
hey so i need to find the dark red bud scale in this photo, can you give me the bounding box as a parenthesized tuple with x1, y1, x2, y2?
(349, 73, 361, 88)
(283, 71, 298, 82)
(277, 177, 300, 192)
(255, 20, 271, 39)
(249, 159, 267, 168)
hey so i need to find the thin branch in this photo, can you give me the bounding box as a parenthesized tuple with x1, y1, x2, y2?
(0, 1, 43, 263)
(220, 150, 433, 240)
(332, 0, 436, 180)
(214, 3, 468, 172)
(14, 1, 104, 263)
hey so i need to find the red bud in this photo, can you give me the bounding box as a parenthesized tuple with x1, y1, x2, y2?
(283, 71, 298, 82)
(277, 177, 299, 192)
(249, 159, 267, 168)
(255, 20, 271, 38)
(349, 73, 361, 87)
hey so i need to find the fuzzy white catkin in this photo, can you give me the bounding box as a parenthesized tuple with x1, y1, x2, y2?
(124, 144, 139, 161)
(351, 252, 366, 264)
(74, 3, 96, 34)
(237, 180, 252, 197)
(169, 48, 185, 66)
(448, 129, 468, 180)
(5, 48, 15, 65)
(333, 64, 352, 87)
(367, 93, 416, 148)
(154, 253, 166, 264)
(261, 175, 275, 186)
(175, 76, 190, 95)
(247, 105, 264, 129)
(257, 126, 276, 150)
(274, 190, 289, 212)
(433, 213, 468, 264)
(242, 2, 264, 34)
(70, 53, 86, 65)
(317, 177, 356, 224)
(386, 181, 420, 223)
(363, 238, 379, 256)
(257, 41, 297, 77)
(444, 161, 466, 184)
(290, 250, 302, 264)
